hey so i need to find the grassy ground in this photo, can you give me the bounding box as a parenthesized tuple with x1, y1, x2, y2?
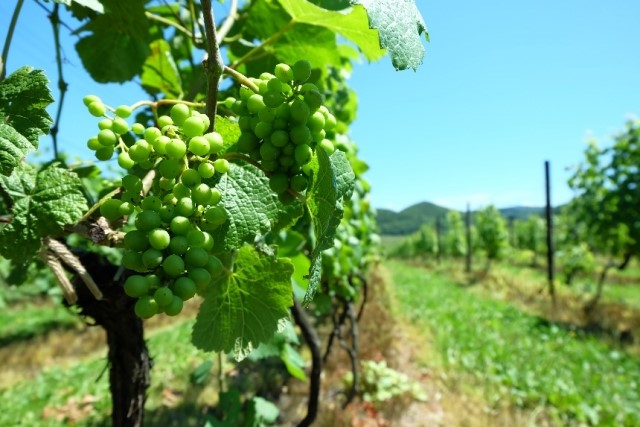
(387, 259, 640, 426)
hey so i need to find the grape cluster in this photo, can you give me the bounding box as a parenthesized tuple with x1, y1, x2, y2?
(226, 60, 338, 201)
(84, 98, 229, 319)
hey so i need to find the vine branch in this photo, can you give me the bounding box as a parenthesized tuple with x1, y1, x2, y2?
(1, 0, 25, 80)
(223, 65, 259, 93)
(49, 3, 67, 160)
(201, 0, 224, 130)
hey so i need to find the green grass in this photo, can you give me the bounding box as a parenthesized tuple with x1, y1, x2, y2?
(388, 260, 640, 426)
(0, 303, 80, 346)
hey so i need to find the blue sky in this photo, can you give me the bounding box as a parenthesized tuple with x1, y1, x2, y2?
(2, 0, 640, 212)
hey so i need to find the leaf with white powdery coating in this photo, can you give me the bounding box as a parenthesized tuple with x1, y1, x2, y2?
(305, 149, 355, 302)
(352, 0, 429, 70)
(192, 246, 294, 360)
(0, 67, 53, 177)
(0, 163, 88, 263)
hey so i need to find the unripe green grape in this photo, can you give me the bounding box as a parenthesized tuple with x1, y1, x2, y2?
(119, 201, 135, 216)
(166, 138, 187, 160)
(135, 296, 159, 319)
(249, 116, 260, 132)
(100, 199, 123, 221)
(158, 176, 175, 191)
(98, 129, 117, 146)
(282, 144, 295, 156)
(88, 101, 106, 117)
(157, 115, 173, 129)
(124, 275, 149, 297)
(295, 144, 313, 165)
(169, 235, 189, 255)
(163, 295, 184, 316)
(223, 97, 236, 109)
(260, 72, 276, 80)
(124, 229, 149, 252)
(115, 105, 132, 118)
(181, 168, 201, 188)
(170, 216, 191, 235)
(203, 206, 227, 227)
(266, 78, 282, 93)
(118, 152, 135, 169)
(254, 121, 273, 139)
(83, 94, 101, 106)
(135, 210, 162, 231)
(122, 249, 146, 272)
(186, 229, 206, 248)
(289, 125, 311, 145)
(122, 174, 142, 192)
(148, 228, 171, 250)
(280, 155, 295, 169)
(141, 196, 162, 211)
(132, 123, 145, 135)
(272, 118, 288, 131)
(182, 116, 206, 138)
(87, 137, 101, 150)
(188, 136, 210, 156)
(128, 142, 151, 163)
(185, 247, 208, 267)
(238, 116, 252, 132)
(159, 158, 181, 179)
(262, 159, 279, 172)
(290, 174, 308, 192)
(208, 188, 222, 205)
(144, 127, 161, 144)
(192, 183, 212, 205)
(95, 146, 114, 161)
(258, 106, 276, 123)
(189, 268, 212, 292)
(154, 287, 174, 306)
(232, 99, 249, 115)
(274, 63, 294, 83)
(319, 139, 335, 154)
(163, 254, 185, 277)
(300, 82, 319, 93)
(325, 113, 337, 130)
(213, 158, 230, 174)
(269, 173, 289, 194)
(260, 142, 279, 161)
(263, 91, 283, 108)
(237, 133, 258, 153)
(197, 112, 210, 131)
(170, 103, 191, 126)
(270, 130, 289, 148)
(121, 190, 142, 205)
(173, 276, 197, 300)
(98, 119, 112, 130)
(197, 162, 215, 179)
(204, 132, 224, 154)
(275, 104, 291, 120)
(308, 111, 326, 133)
(159, 203, 175, 222)
(247, 94, 265, 114)
(258, 80, 269, 95)
(201, 231, 214, 250)
(278, 191, 296, 204)
(289, 99, 310, 124)
(112, 117, 130, 134)
(292, 59, 312, 82)
(142, 247, 164, 269)
(312, 129, 326, 143)
(175, 197, 195, 217)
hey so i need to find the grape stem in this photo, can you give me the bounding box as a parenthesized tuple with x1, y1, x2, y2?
(129, 99, 206, 113)
(201, 0, 224, 131)
(0, 0, 24, 80)
(223, 65, 259, 93)
(145, 11, 194, 39)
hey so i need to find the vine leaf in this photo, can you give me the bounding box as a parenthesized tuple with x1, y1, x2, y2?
(0, 67, 53, 177)
(210, 161, 303, 252)
(141, 39, 183, 98)
(75, 0, 150, 83)
(305, 149, 355, 302)
(53, 0, 104, 13)
(192, 246, 294, 360)
(278, 0, 384, 61)
(0, 163, 88, 263)
(352, 0, 429, 70)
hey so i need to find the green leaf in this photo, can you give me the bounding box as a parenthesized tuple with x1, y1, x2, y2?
(278, 0, 384, 61)
(210, 161, 303, 251)
(272, 24, 342, 69)
(281, 343, 307, 380)
(192, 246, 294, 359)
(53, 0, 104, 13)
(352, 0, 429, 70)
(215, 116, 242, 154)
(141, 39, 183, 98)
(0, 163, 88, 263)
(75, 0, 150, 83)
(0, 67, 53, 177)
(304, 149, 355, 302)
(246, 396, 280, 425)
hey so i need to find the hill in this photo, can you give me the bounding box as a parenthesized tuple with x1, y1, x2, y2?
(376, 202, 547, 236)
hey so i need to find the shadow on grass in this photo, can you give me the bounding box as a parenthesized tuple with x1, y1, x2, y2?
(0, 320, 79, 348)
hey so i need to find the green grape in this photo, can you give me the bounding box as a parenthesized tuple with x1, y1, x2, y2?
(159, 158, 181, 179)
(205, 132, 224, 154)
(144, 127, 161, 144)
(295, 144, 313, 165)
(182, 116, 206, 138)
(300, 83, 319, 93)
(87, 137, 101, 151)
(98, 119, 112, 130)
(254, 121, 273, 139)
(312, 129, 326, 143)
(98, 129, 117, 146)
(88, 101, 106, 117)
(263, 91, 283, 108)
(289, 125, 311, 145)
(173, 277, 197, 300)
(157, 115, 173, 129)
(148, 228, 171, 250)
(175, 197, 195, 217)
(249, 116, 260, 131)
(260, 72, 276, 80)
(275, 104, 291, 120)
(232, 99, 249, 115)
(119, 201, 135, 216)
(154, 287, 174, 306)
(270, 130, 289, 148)
(208, 188, 222, 205)
(163, 295, 184, 316)
(258, 106, 276, 123)
(247, 94, 265, 114)
(159, 203, 175, 221)
(198, 112, 210, 130)
(197, 162, 216, 179)
(262, 159, 279, 172)
(169, 235, 189, 255)
(122, 174, 143, 192)
(181, 169, 201, 188)
(257, 80, 269, 95)
(129, 142, 151, 163)
(292, 59, 312, 82)
(266, 78, 282, 93)
(274, 63, 294, 83)
(100, 199, 123, 221)
(282, 144, 295, 156)
(142, 248, 164, 269)
(187, 228, 206, 248)
(238, 116, 252, 132)
(237, 133, 258, 152)
(269, 173, 289, 194)
(121, 191, 142, 205)
(132, 123, 145, 135)
(280, 155, 295, 168)
(145, 274, 162, 289)
(192, 183, 212, 205)
(203, 206, 227, 227)
(118, 152, 135, 169)
(124, 230, 149, 252)
(223, 97, 236, 109)
(115, 105, 132, 118)
(122, 249, 146, 272)
(184, 247, 208, 267)
(141, 196, 161, 211)
(308, 111, 326, 133)
(272, 118, 288, 131)
(188, 136, 210, 156)
(201, 231, 214, 250)
(112, 117, 130, 134)
(213, 159, 230, 174)
(260, 142, 279, 161)
(325, 113, 337, 130)
(170, 216, 191, 235)
(166, 138, 187, 160)
(319, 139, 335, 154)
(278, 191, 296, 205)
(289, 99, 310, 124)
(135, 210, 162, 231)
(135, 296, 159, 319)
(83, 94, 101, 106)
(189, 268, 212, 291)
(290, 174, 308, 192)
(124, 275, 149, 297)
(170, 103, 190, 126)
(304, 91, 323, 111)
(163, 254, 185, 277)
